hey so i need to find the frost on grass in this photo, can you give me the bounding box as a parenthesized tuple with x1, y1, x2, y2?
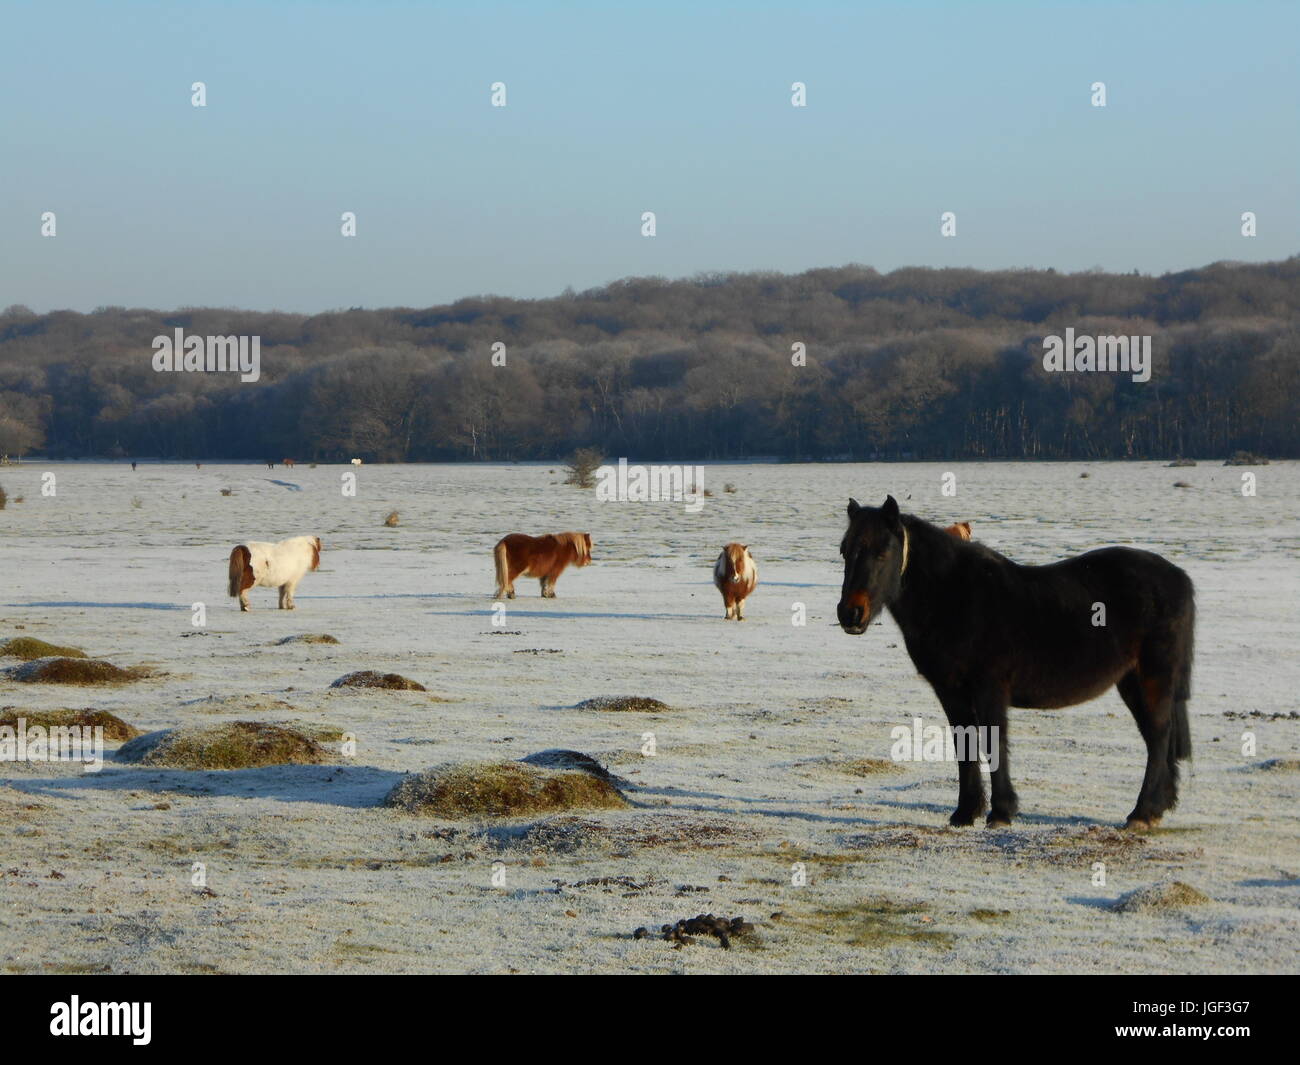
(1110, 880, 1211, 913)
(573, 695, 672, 713)
(1, 637, 88, 660)
(6, 657, 148, 685)
(331, 670, 426, 691)
(383, 761, 627, 819)
(115, 721, 329, 769)
(277, 634, 340, 645)
(0, 707, 141, 741)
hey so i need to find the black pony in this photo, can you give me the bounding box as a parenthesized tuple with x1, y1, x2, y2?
(837, 496, 1194, 829)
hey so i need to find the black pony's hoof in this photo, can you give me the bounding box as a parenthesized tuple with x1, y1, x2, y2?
(1124, 815, 1162, 831)
(986, 814, 1013, 828)
(948, 810, 978, 828)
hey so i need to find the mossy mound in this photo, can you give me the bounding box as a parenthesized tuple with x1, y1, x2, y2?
(384, 761, 627, 819)
(518, 748, 629, 785)
(115, 721, 328, 769)
(573, 695, 671, 713)
(838, 757, 904, 776)
(277, 634, 340, 645)
(1, 637, 88, 660)
(7, 657, 147, 685)
(0, 707, 140, 742)
(331, 670, 426, 691)
(1110, 880, 1211, 913)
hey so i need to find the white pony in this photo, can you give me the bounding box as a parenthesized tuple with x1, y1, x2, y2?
(228, 536, 321, 611)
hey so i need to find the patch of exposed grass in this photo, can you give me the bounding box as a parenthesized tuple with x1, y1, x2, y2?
(331, 670, 426, 691)
(0, 707, 140, 742)
(1, 637, 88, 660)
(836, 757, 903, 776)
(384, 761, 627, 819)
(277, 634, 340, 645)
(1111, 880, 1211, 913)
(115, 721, 328, 769)
(968, 908, 1013, 922)
(7, 657, 148, 685)
(790, 897, 955, 950)
(574, 695, 671, 713)
(1257, 758, 1300, 772)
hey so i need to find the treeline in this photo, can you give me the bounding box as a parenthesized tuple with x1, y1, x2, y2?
(1, 258, 1298, 462)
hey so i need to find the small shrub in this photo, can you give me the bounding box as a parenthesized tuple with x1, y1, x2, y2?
(563, 447, 604, 489)
(723, 483, 737, 494)
(1110, 881, 1210, 913)
(130, 496, 143, 509)
(277, 634, 340, 645)
(0, 484, 6, 509)
(1224, 451, 1268, 466)
(220, 488, 234, 497)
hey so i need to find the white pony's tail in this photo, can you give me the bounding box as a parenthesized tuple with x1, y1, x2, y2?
(228, 545, 250, 597)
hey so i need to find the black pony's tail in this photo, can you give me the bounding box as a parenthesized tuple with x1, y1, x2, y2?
(1169, 586, 1195, 765)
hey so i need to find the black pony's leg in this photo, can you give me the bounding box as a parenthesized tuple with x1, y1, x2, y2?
(939, 693, 986, 827)
(1117, 669, 1175, 828)
(979, 690, 1018, 827)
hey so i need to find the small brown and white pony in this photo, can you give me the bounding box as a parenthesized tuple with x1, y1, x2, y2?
(713, 543, 757, 620)
(945, 521, 972, 541)
(282, 458, 296, 469)
(494, 532, 592, 599)
(228, 536, 322, 611)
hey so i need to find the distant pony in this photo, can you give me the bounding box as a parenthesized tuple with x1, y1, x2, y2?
(945, 521, 972, 541)
(282, 458, 296, 469)
(494, 532, 592, 599)
(713, 543, 757, 620)
(350, 458, 363, 466)
(228, 535, 322, 611)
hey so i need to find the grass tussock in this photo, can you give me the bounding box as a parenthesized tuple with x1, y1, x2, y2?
(1, 637, 88, 660)
(384, 761, 627, 819)
(115, 721, 328, 769)
(7, 657, 148, 685)
(277, 634, 340, 645)
(383, 511, 400, 527)
(1257, 758, 1300, 772)
(331, 670, 426, 691)
(0, 707, 140, 742)
(574, 695, 671, 713)
(1110, 880, 1211, 913)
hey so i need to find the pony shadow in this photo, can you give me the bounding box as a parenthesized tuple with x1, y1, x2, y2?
(9, 763, 402, 808)
(623, 782, 890, 827)
(1238, 877, 1299, 888)
(438, 608, 704, 621)
(872, 795, 1098, 827)
(264, 479, 303, 491)
(8, 601, 182, 610)
(1065, 896, 1119, 910)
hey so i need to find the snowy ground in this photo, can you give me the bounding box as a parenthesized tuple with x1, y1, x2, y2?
(0, 459, 1296, 974)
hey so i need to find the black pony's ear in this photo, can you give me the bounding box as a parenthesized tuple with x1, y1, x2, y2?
(882, 495, 901, 527)
(847, 498, 861, 518)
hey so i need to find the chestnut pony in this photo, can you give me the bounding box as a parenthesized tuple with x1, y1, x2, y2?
(838, 496, 1194, 830)
(228, 535, 322, 611)
(713, 543, 758, 620)
(494, 532, 592, 599)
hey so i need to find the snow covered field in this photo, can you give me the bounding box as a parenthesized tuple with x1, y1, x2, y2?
(0, 459, 1296, 974)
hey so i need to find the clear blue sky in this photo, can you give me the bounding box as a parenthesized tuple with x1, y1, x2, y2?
(3, 0, 1296, 313)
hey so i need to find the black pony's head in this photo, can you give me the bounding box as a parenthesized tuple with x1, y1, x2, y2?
(837, 495, 908, 635)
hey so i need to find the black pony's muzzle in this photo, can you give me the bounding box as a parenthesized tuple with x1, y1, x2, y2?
(837, 590, 871, 635)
